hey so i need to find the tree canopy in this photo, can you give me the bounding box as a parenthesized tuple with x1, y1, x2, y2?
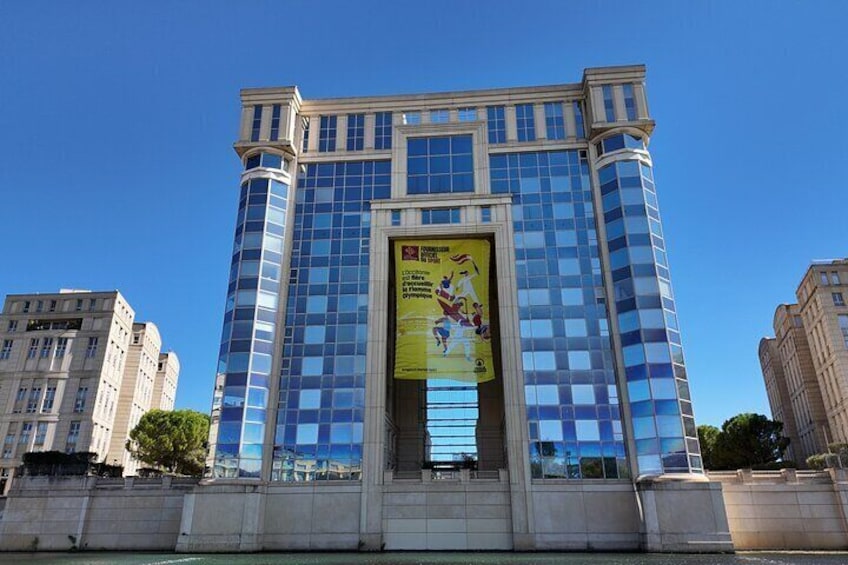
(699, 413, 789, 470)
(126, 409, 210, 476)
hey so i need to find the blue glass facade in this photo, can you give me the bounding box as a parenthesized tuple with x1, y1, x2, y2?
(270, 161, 391, 481)
(213, 162, 290, 478)
(598, 146, 700, 474)
(491, 150, 628, 478)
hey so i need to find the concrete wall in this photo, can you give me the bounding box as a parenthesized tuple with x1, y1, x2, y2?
(0, 475, 197, 551)
(710, 468, 848, 550)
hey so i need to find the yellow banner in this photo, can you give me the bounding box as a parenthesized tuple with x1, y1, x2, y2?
(394, 239, 494, 383)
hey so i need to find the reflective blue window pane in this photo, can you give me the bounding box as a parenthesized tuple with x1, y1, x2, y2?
(516, 104, 536, 142)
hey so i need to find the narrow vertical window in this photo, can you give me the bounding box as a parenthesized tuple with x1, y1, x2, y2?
(487, 106, 506, 144)
(49, 300, 57, 312)
(7, 320, 17, 332)
(515, 103, 536, 142)
(250, 105, 262, 142)
(86, 337, 98, 358)
(40, 337, 53, 358)
(832, 272, 841, 285)
(34, 423, 48, 446)
(346, 113, 365, 151)
(391, 210, 401, 226)
(544, 102, 565, 140)
(602, 85, 615, 122)
(66, 421, 81, 453)
(318, 115, 337, 152)
(573, 101, 585, 138)
(0, 340, 11, 360)
(839, 315, 848, 348)
(75, 299, 83, 311)
(269, 104, 281, 141)
(74, 387, 89, 413)
(27, 338, 39, 359)
(22, 301, 31, 313)
(301, 116, 310, 153)
(622, 84, 637, 120)
(26, 387, 41, 413)
(374, 112, 392, 149)
(42, 386, 56, 412)
(480, 206, 492, 223)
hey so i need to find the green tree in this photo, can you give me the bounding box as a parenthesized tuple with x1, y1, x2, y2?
(710, 413, 789, 470)
(697, 424, 720, 469)
(126, 409, 210, 475)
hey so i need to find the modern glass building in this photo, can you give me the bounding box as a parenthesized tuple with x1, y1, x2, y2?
(187, 66, 729, 553)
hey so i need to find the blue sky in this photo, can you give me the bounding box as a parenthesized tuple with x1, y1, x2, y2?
(1, 1, 846, 427)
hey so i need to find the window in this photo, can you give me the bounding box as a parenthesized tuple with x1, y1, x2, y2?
(18, 423, 32, 446)
(34, 422, 47, 446)
(834, 293, 846, 307)
(318, 115, 337, 152)
(35, 300, 43, 313)
(402, 111, 421, 125)
(269, 104, 281, 141)
(544, 102, 565, 140)
(515, 103, 536, 141)
(0, 340, 11, 360)
(40, 337, 53, 358)
(573, 101, 585, 138)
(458, 107, 477, 121)
(132, 333, 140, 345)
(374, 111, 392, 149)
(407, 135, 474, 195)
(74, 387, 88, 413)
(421, 208, 461, 225)
(7, 320, 17, 332)
(48, 299, 57, 312)
(839, 315, 848, 348)
(821, 272, 830, 285)
(346, 113, 364, 151)
(22, 300, 31, 313)
(480, 206, 491, 223)
(622, 84, 637, 120)
(301, 116, 310, 152)
(430, 109, 449, 123)
(41, 387, 56, 412)
(66, 421, 81, 452)
(487, 106, 506, 144)
(2, 433, 14, 459)
(75, 299, 83, 311)
(391, 210, 401, 226)
(85, 337, 98, 358)
(88, 298, 96, 311)
(602, 85, 615, 122)
(26, 387, 41, 413)
(27, 338, 38, 359)
(250, 105, 262, 142)
(832, 272, 842, 285)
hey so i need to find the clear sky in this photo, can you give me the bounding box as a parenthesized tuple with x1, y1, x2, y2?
(1, 1, 846, 427)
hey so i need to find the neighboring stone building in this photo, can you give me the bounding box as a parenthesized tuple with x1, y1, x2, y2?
(760, 259, 848, 464)
(178, 65, 732, 552)
(0, 290, 180, 492)
(154, 352, 180, 411)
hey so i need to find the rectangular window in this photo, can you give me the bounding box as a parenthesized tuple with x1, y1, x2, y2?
(391, 210, 401, 226)
(55, 337, 68, 358)
(7, 320, 17, 332)
(269, 104, 281, 141)
(430, 109, 449, 123)
(839, 315, 848, 348)
(821, 272, 830, 285)
(40, 337, 53, 358)
(834, 293, 846, 307)
(487, 106, 506, 144)
(26, 387, 41, 413)
(34, 422, 47, 446)
(402, 111, 421, 125)
(74, 387, 89, 413)
(301, 116, 310, 153)
(832, 272, 841, 285)
(544, 102, 565, 140)
(2, 434, 14, 459)
(481, 206, 491, 223)
(458, 107, 477, 121)
(35, 300, 43, 313)
(318, 115, 337, 152)
(346, 113, 364, 151)
(27, 338, 38, 359)
(14, 387, 27, 414)
(42, 387, 56, 412)
(88, 298, 96, 311)
(0, 340, 11, 360)
(407, 134, 474, 195)
(75, 299, 83, 311)
(602, 85, 615, 122)
(421, 208, 461, 225)
(22, 301, 30, 313)
(622, 84, 637, 120)
(86, 337, 98, 358)
(250, 105, 262, 142)
(18, 423, 31, 446)
(374, 112, 392, 149)
(573, 101, 585, 138)
(66, 421, 81, 452)
(515, 103, 536, 142)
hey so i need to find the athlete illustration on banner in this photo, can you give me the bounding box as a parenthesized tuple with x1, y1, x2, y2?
(431, 253, 489, 363)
